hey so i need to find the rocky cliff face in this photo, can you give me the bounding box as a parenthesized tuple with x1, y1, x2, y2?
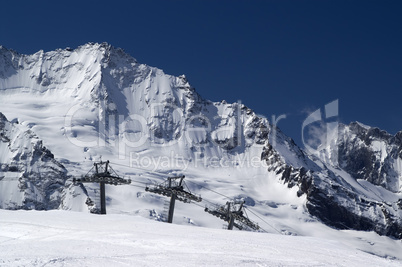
(0, 112, 68, 209)
(336, 122, 402, 193)
(262, 122, 402, 239)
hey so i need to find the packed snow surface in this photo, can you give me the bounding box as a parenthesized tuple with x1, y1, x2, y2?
(0, 210, 400, 267)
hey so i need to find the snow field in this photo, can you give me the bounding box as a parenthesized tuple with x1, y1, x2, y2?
(0, 210, 400, 267)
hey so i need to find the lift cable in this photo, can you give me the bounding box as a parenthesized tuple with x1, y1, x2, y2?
(130, 180, 154, 185)
(128, 184, 147, 189)
(67, 160, 282, 234)
(244, 207, 282, 234)
(108, 161, 236, 201)
(201, 198, 220, 206)
(190, 201, 206, 209)
(108, 161, 176, 184)
(109, 161, 168, 178)
(185, 180, 232, 200)
(94, 162, 267, 232)
(107, 162, 232, 203)
(107, 161, 243, 202)
(2, 159, 282, 234)
(241, 208, 269, 233)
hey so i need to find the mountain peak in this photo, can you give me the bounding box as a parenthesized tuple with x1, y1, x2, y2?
(352, 121, 371, 130)
(76, 42, 111, 52)
(0, 45, 9, 53)
(73, 42, 137, 64)
(0, 111, 7, 121)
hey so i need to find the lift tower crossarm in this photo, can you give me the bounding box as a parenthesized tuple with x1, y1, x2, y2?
(204, 200, 260, 231)
(145, 175, 202, 223)
(73, 160, 131, 214)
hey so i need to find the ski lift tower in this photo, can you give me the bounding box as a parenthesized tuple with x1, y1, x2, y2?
(205, 199, 260, 231)
(145, 175, 202, 223)
(73, 160, 131, 215)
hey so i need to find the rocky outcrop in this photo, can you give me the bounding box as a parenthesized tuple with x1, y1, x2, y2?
(262, 122, 402, 239)
(0, 112, 68, 210)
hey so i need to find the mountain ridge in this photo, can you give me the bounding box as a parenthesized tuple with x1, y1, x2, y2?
(0, 42, 401, 241)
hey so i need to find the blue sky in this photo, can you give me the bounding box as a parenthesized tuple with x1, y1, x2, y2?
(1, 0, 401, 146)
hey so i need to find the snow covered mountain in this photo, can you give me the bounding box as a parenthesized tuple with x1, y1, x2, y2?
(261, 122, 402, 239)
(314, 122, 402, 238)
(0, 43, 401, 259)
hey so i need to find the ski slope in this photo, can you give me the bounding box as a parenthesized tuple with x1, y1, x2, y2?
(0, 209, 400, 267)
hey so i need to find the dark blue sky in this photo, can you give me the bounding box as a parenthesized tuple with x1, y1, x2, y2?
(1, 0, 401, 146)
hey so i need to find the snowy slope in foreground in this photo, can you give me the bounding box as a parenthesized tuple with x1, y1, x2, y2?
(0, 210, 400, 267)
